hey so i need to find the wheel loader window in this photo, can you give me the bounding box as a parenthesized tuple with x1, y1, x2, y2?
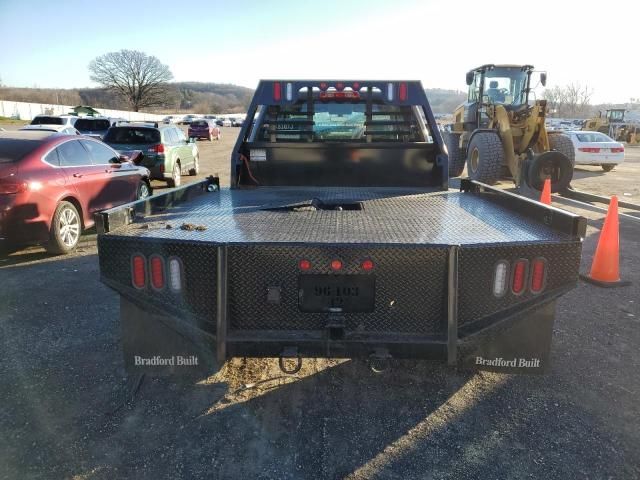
(484, 67, 529, 108)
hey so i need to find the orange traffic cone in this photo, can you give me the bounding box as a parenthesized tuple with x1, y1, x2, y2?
(539, 178, 551, 205)
(580, 196, 631, 287)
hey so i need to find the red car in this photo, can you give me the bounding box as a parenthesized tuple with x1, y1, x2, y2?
(0, 131, 152, 254)
(188, 119, 221, 141)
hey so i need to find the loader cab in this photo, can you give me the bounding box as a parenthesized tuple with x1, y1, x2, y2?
(466, 65, 534, 111)
(606, 109, 625, 123)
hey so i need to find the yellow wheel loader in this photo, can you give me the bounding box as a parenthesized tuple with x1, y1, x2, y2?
(444, 64, 574, 192)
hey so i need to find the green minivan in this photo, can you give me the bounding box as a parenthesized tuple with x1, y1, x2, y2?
(103, 123, 200, 187)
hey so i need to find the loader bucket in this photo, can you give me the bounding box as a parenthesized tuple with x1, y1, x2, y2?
(525, 151, 573, 193)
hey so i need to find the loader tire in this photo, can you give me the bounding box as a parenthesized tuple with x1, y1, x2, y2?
(466, 131, 504, 185)
(549, 133, 576, 168)
(443, 132, 465, 177)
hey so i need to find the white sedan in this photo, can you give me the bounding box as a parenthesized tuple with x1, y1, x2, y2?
(565, 130, 624, 172)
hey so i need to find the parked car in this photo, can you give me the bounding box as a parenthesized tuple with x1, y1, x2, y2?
(215, 119, 224, 127)
(231, 117, 244, 127)
(20, 124, 80, 136)
(0, 131, 151, 253)
(221, 118, 232, 127)
(30, 115, 78, 127)
(73, 117, 112, 139)
(566, 130, 625, 172)
(103, 123, 199, 187)
(188, 119, 221, 141)
(179, 114, 198, 125)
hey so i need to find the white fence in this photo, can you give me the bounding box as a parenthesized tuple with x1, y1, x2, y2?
(0, 100, 166, 122)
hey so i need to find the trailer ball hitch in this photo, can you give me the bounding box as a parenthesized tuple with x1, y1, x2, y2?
(368, 348, 392, 374)
(278, 347, 302, 375)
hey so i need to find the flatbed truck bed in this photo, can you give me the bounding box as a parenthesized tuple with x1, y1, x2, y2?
(96, 80, 586, 377)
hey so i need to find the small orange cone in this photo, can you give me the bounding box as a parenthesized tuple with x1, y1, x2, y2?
(539, 178, 551, 205)
(580, 196, 631, 287)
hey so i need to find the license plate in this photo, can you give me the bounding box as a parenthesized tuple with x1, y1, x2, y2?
(298, 275, 375, 313)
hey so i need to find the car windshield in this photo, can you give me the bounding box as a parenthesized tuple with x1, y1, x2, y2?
(576, 132, 613, 142)
(484, 67, 529, 106)
(103, 127, 161, 144)
(0, 137, 44, 163)
(75, 119, 111, 131)
(31, 116, 64, 125)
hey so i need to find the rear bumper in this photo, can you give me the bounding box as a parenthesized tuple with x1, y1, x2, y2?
(0, 195, 50, 244)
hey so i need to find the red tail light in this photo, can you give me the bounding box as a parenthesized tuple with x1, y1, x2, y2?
(131, 254, 146, 289)
(610, 147, 624, 153)
(511, 259, 528, 295)
(530, 258, 547, 293)
(399, 82, 408, 101)
(149, 144, 165, 154)
(0, 180, 27, 194)
(150, 256, 165, 290)
(273, 82, 281, 101)
(331, 259, 343, 271)
(578, 147, 600, 153)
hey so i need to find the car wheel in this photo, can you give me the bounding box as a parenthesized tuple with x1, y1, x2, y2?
(46, 201, 81, 255)
(188, 155, 199, 176)
(167, 162, 181, 187)
(137, 181, 152, 199)
(601, 164, 615, 172)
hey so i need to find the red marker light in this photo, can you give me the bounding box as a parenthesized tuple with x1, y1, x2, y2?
(273, 82, 281, 101)
(132, 254, 146, 289)
(530, 258, 547, 293)
(512, 259, 528, 295)
(361, 259, 374, 271)
(150, 256, 165, 290)
(299, 259, 311, 271)
(399, 82, 408, 101)
(331, 259, 343, 271)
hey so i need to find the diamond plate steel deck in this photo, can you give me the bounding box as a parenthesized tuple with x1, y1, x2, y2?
(111, 187, 568, 245)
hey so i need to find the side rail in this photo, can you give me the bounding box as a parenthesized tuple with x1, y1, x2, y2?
(94, 176, 220, 234)
(459, 179, 587, 240)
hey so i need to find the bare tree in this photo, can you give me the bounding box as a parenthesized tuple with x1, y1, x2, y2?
(89, 50, 173, 112)
(544, 83, 593, 118)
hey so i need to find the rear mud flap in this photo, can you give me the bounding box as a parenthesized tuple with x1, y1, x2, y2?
(120, 298, 219, 377)
(458, 301, 555, 374)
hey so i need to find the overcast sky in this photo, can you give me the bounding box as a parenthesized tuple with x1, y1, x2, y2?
(0, 0, 636, 104)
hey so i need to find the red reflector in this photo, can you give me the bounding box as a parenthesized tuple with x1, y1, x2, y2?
(273, 82, 281, 101)
(331, 259, 343, 271)
(511, 260, 528, 295)
(578, 147, 600, 153)
(611, 147, 624, 153)
(399, 82, 408, 101)
(319, 91, 360, 101)
(530, 258, 547, 293)
(132, 255, 146, 289)
(361, 259, 374, 271)
(299, 259, 311, 271)
(150, 256, 165, 290)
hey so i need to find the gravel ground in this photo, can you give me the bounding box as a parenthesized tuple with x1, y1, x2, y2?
(1, 127, 639, 479)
